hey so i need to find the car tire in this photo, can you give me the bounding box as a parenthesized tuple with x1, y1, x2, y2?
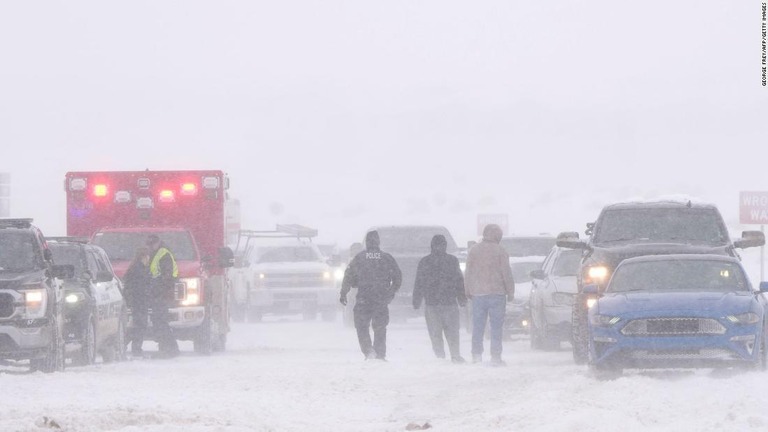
(32, 315, 65, 373)
(752, 332, 767, 371)
(571, 295, 589, 365)
(194, 315, 214, 355)
(530, 313, 543, 350)
(73, 317, 96, 366)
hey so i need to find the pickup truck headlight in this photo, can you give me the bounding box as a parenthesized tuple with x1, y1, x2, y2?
(180, 277, 201, 306)
(727, 312, 760, 325)
(23, 287, 48, 319)
(334, 268, 345, 281)
(585, 266, 609, 284)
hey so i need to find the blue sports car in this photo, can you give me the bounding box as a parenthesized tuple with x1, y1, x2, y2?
(587, 254, 768, 372)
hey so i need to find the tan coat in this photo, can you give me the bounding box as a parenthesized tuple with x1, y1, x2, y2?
(464, 225, 515, 298)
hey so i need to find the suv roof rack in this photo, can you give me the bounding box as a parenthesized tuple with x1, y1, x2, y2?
(46, 236, 90, 244)
(0, 218, 34, 229)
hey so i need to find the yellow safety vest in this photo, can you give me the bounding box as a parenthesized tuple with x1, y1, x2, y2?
(149, 247, 179, 278)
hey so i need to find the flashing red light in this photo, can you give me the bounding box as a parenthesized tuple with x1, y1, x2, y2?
(93, 184, 108, 197)
(159, 189, 175, 202)
(181, 183, 197, 195)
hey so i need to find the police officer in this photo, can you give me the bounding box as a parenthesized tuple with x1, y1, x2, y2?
(123, 246, 151, 357)
(147, 235, 180, 358)
(340, 231, 402, 360)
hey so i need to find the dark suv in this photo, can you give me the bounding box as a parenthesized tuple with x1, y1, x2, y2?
(557, 200, 765, 364)
(0, 219, 70, 372)
(47, 238, 126, 365)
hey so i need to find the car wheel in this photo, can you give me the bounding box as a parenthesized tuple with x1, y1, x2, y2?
(32, 315, 65, 373)
(194, 315, 214, 355)
(73, 318, 96, 366)
(571, 294, 589, 365)
(115, 318, 127, 361)
(529, 312, 543, 350)
(213, 332, 227, 352)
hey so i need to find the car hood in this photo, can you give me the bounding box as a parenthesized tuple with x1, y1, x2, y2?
(588, 244, 732, 270)
(251, 261, 329, 273)
(0, 269, 47, 289)
(597, 291, 757, 316)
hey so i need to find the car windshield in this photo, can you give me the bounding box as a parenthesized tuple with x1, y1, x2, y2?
(49, 244, 84, 278)
(500, 238, 555, 257)
(256, 246, 322, 263)
(0, 232, 41, 273)
(608, 259, 749, 293)
(93, 231, 198, 261)
(510, 262, 541, 283)
(376, 228, 458, 255)
(553, 250, 582, 277)
(593, 208, 728, 246)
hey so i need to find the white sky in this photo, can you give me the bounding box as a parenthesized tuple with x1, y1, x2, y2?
(1, 1, 766, 246)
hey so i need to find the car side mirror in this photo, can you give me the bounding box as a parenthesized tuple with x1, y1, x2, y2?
(734, 231, 766, 249)
(52, 264, 74, 279)
(582, 284, 599, 295)
(82, 270, 94, 281)
(530, 269, 546, 280)
(760, 282, 768, 293)
(218, 247, 235, 268)
(96, 270, 114, 283)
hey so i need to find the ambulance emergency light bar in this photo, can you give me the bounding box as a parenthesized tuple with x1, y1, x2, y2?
(67, 175, 223, 204)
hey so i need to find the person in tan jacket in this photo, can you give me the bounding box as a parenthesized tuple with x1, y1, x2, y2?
(464, 224, 515, 365)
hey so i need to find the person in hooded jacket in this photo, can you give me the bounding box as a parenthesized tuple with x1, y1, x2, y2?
(465, 224, 515, 366)
(340, 231, 402, 360)
(123, 246, 151, 356)
(413, 235, 467, 363)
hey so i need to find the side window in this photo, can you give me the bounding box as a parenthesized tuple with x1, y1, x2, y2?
(85, 251, 100, 275)
(91, 251, 109, 272)
(97, 250, 115, 274)
(542, 250, 558, 275)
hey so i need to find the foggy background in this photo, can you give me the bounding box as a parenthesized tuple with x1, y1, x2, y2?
(1, 0, 766, 247)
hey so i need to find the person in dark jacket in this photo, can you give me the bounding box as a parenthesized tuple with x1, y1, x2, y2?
(147, 235, 180, 358)
(340, 231, 402, 360)
(123, 246, 151, 356)
(413, 235, 467, 363)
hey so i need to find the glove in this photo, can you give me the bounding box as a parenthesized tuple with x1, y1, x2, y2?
(340, 294, 347, 306)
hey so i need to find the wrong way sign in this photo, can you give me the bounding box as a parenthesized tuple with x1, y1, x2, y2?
(740, 191, 768, 224)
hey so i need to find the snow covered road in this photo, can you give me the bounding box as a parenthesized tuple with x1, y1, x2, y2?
(2, 317, 768, 431)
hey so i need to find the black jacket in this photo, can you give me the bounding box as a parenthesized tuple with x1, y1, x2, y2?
(124, 261, 151, 308)
(341, 231, 402, 305)
(413, 235, 466, 308)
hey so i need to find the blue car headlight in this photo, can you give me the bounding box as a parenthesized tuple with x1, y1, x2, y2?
(590, 314, 621, 327)
(726, 313, 760, 325)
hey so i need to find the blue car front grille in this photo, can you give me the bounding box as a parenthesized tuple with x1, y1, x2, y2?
(620, 318, 726, 336)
